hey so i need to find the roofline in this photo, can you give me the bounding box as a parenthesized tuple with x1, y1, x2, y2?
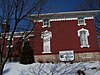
(31, 10, 100, 20)
(0, 31, 34, 38)
(31, 10, 100, 16)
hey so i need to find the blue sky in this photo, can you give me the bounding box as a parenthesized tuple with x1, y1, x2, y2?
(16, 0, 81, 31)
(52, 0, 79, 12)
(1, 0, 99, 32)
(0, 0, 80, 32)
(48, 0, 99, 12)
(42, 0, 80, 13)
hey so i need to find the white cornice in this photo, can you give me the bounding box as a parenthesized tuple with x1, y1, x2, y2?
(84, 16, 94, 19)
(31, 10, 99, 21)
(37, 16, 94, 22)
(0, 31, 34, 38)
(31, 10, 100, 17)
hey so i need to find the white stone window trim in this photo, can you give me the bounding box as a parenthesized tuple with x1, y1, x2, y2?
(78, 23, 87, 26)
(23, 35, 30, 41)
(42, 51, 52, 53)
(41, 30, 52, 53)
(80, 45, 90, 48)
(6, 45, 13, 48)
(42, 19, 51, 28)
(7, 36, 14, 41)
(22, 35, 30, 47)
(78, 28, 90, 48)
(77, 17, 87, 26)
(6, 36, 14, 48)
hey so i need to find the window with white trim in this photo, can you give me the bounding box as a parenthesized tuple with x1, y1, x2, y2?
(41, 30, 52, 53)
(22, 35, 30, 47)
(6, 36, 14, 48)
(78, 28, 90, 48)
(42, 19, 50, 28)
(78, 17, 86, 26)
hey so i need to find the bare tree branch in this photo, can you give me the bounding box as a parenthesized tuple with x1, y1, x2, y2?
(0, 0, 48, 75)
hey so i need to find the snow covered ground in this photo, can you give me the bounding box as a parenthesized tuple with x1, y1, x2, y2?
(3, 61, 100, 75)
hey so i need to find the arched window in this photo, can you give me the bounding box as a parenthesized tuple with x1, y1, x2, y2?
(78, 28, 90, 48)
(41, 30, 52, 53)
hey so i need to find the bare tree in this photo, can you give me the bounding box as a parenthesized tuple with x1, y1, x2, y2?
(0, 0, 48, 75)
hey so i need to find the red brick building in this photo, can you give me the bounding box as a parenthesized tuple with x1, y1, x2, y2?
(0, 10, 100, 62)
(31, 10, 100, 62)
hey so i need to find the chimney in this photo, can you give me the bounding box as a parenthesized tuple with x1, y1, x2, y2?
(1, 20, 10, 33)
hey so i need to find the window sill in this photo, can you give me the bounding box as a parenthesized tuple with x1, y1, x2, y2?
(42, 25, 51, 28)
(80, 45, 90, 48)
(6, 45, 13, 48)
(78, 23, 86, 26)
(42, 51, 51, 54)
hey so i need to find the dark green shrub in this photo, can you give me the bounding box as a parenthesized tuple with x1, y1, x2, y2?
(20, 41, 34, 64)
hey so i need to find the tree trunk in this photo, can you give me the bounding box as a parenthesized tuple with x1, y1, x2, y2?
(0, 64, 4, 75)
(0, 57, 9, 75)
(0, 53, 2, 64)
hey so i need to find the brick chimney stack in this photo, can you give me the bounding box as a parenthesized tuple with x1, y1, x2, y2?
(1, 20, 10, 33)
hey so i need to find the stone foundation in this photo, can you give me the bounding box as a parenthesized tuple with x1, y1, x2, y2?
(75, 52, 100, 62)
(34, 55, 59, 63)
(34, 52, 100, 63)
